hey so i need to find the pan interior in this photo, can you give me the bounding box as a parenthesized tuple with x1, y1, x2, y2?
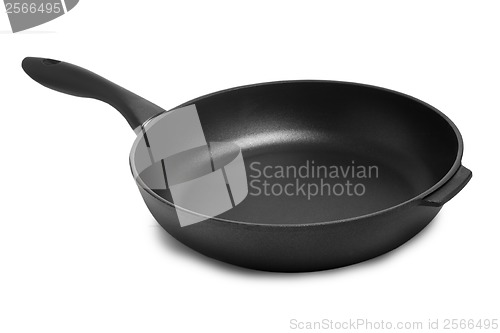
(134, 81, 459, 225)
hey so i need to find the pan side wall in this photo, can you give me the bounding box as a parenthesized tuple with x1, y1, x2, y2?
(139, 187, 441, 272)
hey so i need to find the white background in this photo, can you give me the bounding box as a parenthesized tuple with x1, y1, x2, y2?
(0, 1, 498, 332)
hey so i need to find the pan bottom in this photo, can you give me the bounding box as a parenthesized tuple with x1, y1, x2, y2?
(219, 146, 430, 224)
(148, 140, 435, 225)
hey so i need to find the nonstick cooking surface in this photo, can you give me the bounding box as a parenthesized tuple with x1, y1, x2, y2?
(133, 82, 458, 225)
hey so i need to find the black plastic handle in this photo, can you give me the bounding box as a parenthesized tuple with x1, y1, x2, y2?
(22, 57, 165, 130)
(421, 165, 472, 207)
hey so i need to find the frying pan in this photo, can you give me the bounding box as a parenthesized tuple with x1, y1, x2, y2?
(22, 57, 472, 272)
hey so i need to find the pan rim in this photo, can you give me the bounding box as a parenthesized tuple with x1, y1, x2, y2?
(129, 79, 464, 227)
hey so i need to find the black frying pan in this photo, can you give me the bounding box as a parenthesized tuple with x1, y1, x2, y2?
(22, 57, 472, 272)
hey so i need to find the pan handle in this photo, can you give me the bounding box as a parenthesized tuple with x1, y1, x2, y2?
(421, 165, 472, 207)
(22, 57, 165, 130)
